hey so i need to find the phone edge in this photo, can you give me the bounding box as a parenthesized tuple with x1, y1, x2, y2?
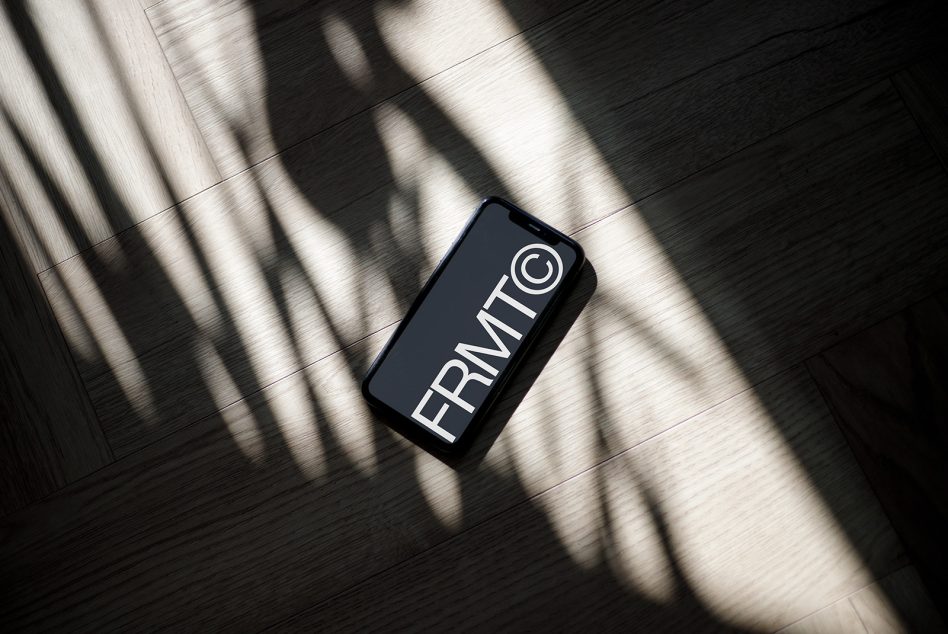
(361, 196, 585, 456)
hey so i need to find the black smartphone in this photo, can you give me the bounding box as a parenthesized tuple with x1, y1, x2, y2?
(362, 197, 585, 455)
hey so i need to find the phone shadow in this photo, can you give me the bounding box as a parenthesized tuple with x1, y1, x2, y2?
(441, 260, 598, 470)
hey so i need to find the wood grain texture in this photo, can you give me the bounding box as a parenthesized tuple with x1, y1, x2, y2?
(894, 54, 948, 174)
(64, 0, 947, 457)
(0, 180, 112, 517)
(147, 0, 577, 176)
(850, 567, 946, 633)
(40, 78, 948, 459)
(8, 81, 945, 628)
(779, 600, 866, 634)
(5, 0, 947, 628)
(388, 0, 947, 222)
(807, 295, 948, 619)
(278, 367, 903, 632)
(779, 567, 946, 633)
(0, 0, 220, 271)
(0, 353, 907, 631)
(150, 0, 946, 190)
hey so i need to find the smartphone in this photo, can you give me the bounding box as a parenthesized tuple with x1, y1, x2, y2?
(362, 197, 585, 455)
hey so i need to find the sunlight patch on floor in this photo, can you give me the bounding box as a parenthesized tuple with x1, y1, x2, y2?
(373, 101, 480, 265)
(47, 252, 158, 423)
(197, 337, 268, 465)
(0, 0, 911, 628)
(149, 0, 275, 173)
(323, 11, 374, 92)
(372, 0, 902, 626)
(415, 452, 465, 530)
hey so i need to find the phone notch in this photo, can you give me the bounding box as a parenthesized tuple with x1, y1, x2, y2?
(508, 209, 561, 245)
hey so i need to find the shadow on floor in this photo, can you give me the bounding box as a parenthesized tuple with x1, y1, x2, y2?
(3, 0, 948, 628)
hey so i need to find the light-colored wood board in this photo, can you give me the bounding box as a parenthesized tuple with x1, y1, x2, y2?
(79, 0, 947, 457)
(147, 0, 578, 176)
(151, 0, 945, 190)
(0, 178, 112, 517)
(40, 79, 948, 459)
(779, 600, 866, 634)
(9, 81, 944, 628)
(0, 0, 220, 272)
(778, 566, 946, 633)
(850, 567, 946, 633)
(0, 352, 906, 630)
(2, 0, 945, 629)
(388, 0, 947, 218)
(807, 296, 948, 618)
(280, 367, 904, 632)
(894, 54, 948, 174)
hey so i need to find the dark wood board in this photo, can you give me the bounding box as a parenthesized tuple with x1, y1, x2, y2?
(894, 54, 948, 174)
(808, 294, 948, 621)
(7, 79, 945, 631)
(0, 185, 112, 517)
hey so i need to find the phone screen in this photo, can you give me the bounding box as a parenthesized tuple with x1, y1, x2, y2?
(365, 200, 580, 447)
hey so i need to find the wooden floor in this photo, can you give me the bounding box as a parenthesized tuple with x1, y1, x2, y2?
(2, 0, 948, 630)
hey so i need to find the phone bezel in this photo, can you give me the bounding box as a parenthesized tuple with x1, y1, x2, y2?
(361, 196, 586, 456)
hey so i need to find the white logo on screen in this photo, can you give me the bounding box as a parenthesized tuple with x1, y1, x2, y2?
(510, 243, 563, 295)
(411, 242, 565, 442)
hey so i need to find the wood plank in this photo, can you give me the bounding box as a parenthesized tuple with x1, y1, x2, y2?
(41, 79, 948, 459)
(71, 0, 947, 456)
(150, 0, 946, 192)
(0, 356, 906, 630)
(0, 0, 220, 271)
(779, 600, 866, 634)
(807, 295, 948, 619)
(894, 54, 948, 174)
(391, 0, 947, 221)
(779, 567, 946, 634)
(147, 0, 578, 176)
(3, 1, 946, 630)
(850, 567, 946, 633)
(279, 367, 904, 632)
(9, 79, 946, 626)
(0, 178, 112, 517)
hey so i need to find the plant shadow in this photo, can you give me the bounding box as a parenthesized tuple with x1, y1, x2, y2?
(3, 0, 945, 629)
